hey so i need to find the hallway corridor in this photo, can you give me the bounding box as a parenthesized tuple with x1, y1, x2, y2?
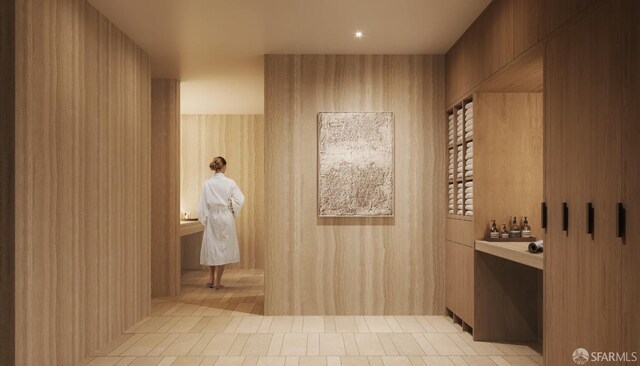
(81, 270, 542, 366)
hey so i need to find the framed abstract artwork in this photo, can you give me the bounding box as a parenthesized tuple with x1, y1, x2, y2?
(317, 112, 394, 217)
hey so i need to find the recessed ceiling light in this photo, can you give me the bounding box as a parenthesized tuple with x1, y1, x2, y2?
(354, 31, 364, 39)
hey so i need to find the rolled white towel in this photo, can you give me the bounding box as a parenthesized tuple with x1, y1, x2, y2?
(465, 193, 473, 199)
(464, 211, 473, 216)
(457, 173, 462, 179)
(528, 240, 544, 253)
(464, 125, 473, 133)
(464, 102, 473, 109)
(449, 210, 454, 214)
(465, 199, 473, 205)
(465, 111, 473, 119)
(457, 210, 463, 215)
(465, 186, 473, 191)
(465, 164, 473, 171)
(465, 158, 473, 165)
(457, 109, 463, 114)
(466, 141, 474, 146)
(465, 131, 473, 139)
(457, 167, 463, 173)
(465, 181, 473, 187)
(465, 205, 473, 211)
(465, 170, 473, 176)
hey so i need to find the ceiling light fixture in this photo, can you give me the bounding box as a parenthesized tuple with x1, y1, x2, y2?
(354, 31, 364, 39)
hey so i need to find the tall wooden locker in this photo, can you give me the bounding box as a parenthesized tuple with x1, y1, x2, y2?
(622, 0, 640, 355)
(544, 0, 623, 364)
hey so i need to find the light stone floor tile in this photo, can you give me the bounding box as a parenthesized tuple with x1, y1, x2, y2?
(388, 334, 424, 356)
(128, 357, 164, 366)
(421, 356, 454, 366)
(215, 356, 245, 366)
(334, 317, 359, 333)
(307, 334, 321, 356)
(342, 357, 370, 366)
(268, 333, 285, 356)
(171, 356, 205, 366)
(281, 334, 308, 356)
(377, 334, 399, 356)
(161, 333, 203, 356)
(462, 356, 499, 365)
(285, 356, 300, 366)
(242, 334, 274, 356)
(257, 356, 287, 366)
(304, 317, 326, 333)
(87, 270, 543, 366)
(364, 317, 392, 333)
(342, 334, 359, 356)
(395, 317, 427, 333)
(354, 334, 385, 356)
(299, 356, 328, 366)
(381, 356, 412, 366)
(423, 334, 464, 356)
(229, 334, 251, 356)
(319, 333, 346, 356)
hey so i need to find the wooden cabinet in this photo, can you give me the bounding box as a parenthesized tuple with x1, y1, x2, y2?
(445, 240, 474, 327)
(621, 0, 640, 355)
(545, 0, 593, 35)
(544, 1, 626, 364)
(445, 0, 545, 106)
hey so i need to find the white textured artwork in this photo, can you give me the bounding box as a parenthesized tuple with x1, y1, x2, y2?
(318, 112, 394, 217)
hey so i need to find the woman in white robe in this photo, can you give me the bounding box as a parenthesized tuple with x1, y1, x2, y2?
(199, 156, 245, 290)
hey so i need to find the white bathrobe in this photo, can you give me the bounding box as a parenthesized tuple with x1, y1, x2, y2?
(199, 173, 245, 266)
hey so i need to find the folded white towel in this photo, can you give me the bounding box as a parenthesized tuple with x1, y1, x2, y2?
(457, 174, 462, 179)
(465, 132, 473, 139)
(465, 194, 473, 199)
(457, 109, 463, 114)
(457, 210, 463, 215)
(465, 102, 473, 109)
(465, 181, 473, 187)
(456, 167, 463, 173)
(466, 141, 474, 146)
(465, 187, 473, 193)
(466, 158, 473, 165)
(464, 125, 473, 133)
(465, 111, 474, 119)
(465, 170, 473, 177)
(465, 118, 473, 124)
(464, 211, 473, 216)
(465, 199, 473, 205)
(465, 205, 473, 210)
(448, 114, 454, 120)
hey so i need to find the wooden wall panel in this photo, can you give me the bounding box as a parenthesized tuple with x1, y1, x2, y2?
(152, 80, 180, 297)
(15, 1, 151, 365)
(0, 0, 15, 364)
(513, 0, 544, 57)
(545, 0, 593, 35)
(264, 55, 445, 315)
(622, 0, 640, 355)
(181, 115, 265, 270)
(474, 93, 544, 241)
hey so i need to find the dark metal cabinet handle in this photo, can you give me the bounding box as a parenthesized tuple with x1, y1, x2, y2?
(563, 202, 569, 232)
(587, 203, 594, 236)
(542, 202, 547, 229)
(617, 203, 626, 238)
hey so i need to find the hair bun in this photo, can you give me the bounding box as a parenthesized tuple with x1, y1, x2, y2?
(209, 156, 227, 171)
